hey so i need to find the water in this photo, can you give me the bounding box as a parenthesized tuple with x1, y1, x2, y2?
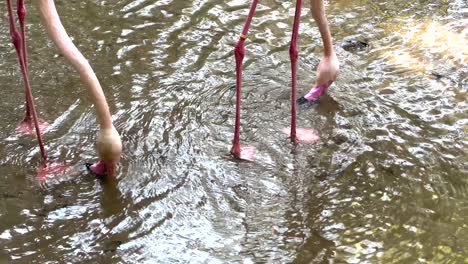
(0, 0, 467, 262)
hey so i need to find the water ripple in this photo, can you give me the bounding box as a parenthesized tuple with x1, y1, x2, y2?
(0, 0, 467, 263)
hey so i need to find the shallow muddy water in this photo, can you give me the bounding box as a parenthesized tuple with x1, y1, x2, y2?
(0, 0, 467, 263)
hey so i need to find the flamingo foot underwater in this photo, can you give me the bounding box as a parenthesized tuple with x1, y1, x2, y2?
(37, 162, 73, 183)
(17, 115, 51, 135)
(282, 127, 320, 143)
(231, 144, 256, 161)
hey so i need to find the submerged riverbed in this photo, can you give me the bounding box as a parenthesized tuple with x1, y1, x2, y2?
(0, 0, 467, 262)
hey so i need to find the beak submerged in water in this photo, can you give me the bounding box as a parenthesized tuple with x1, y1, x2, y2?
(86, 161, 116, 178)
(86, 126, 122, 178)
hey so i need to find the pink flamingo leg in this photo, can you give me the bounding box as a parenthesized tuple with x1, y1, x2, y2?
(6, 0, 47, 161)
(289, 0, 302, 143)
(282, 0, 320, 144)
(231, 0, 259, 160)
(17, 0, 31, 119)
(14, 0, 50, 135)
(16, 0, 32, 121)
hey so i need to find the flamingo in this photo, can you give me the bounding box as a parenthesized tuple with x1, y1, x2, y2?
(231, 0, 339, 160)
(5, 0, 122, 179)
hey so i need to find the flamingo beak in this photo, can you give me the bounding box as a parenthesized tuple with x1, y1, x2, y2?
(86, 161, 115, 178)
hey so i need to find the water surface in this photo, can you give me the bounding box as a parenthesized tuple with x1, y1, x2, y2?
(0, 0, 467, 263)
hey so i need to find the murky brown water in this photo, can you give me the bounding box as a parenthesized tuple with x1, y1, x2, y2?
(0, 0, 467, 263)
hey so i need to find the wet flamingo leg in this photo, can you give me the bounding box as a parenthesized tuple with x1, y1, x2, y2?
(289, 0, 302, 143)
(6, 0, 47, 161)
(16, 0, 32, 120)
(231, 0, 259, 159)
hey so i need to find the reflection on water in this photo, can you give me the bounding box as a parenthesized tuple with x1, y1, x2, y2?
(0, 0, 467, 263)
(382, 20, 467, 78)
